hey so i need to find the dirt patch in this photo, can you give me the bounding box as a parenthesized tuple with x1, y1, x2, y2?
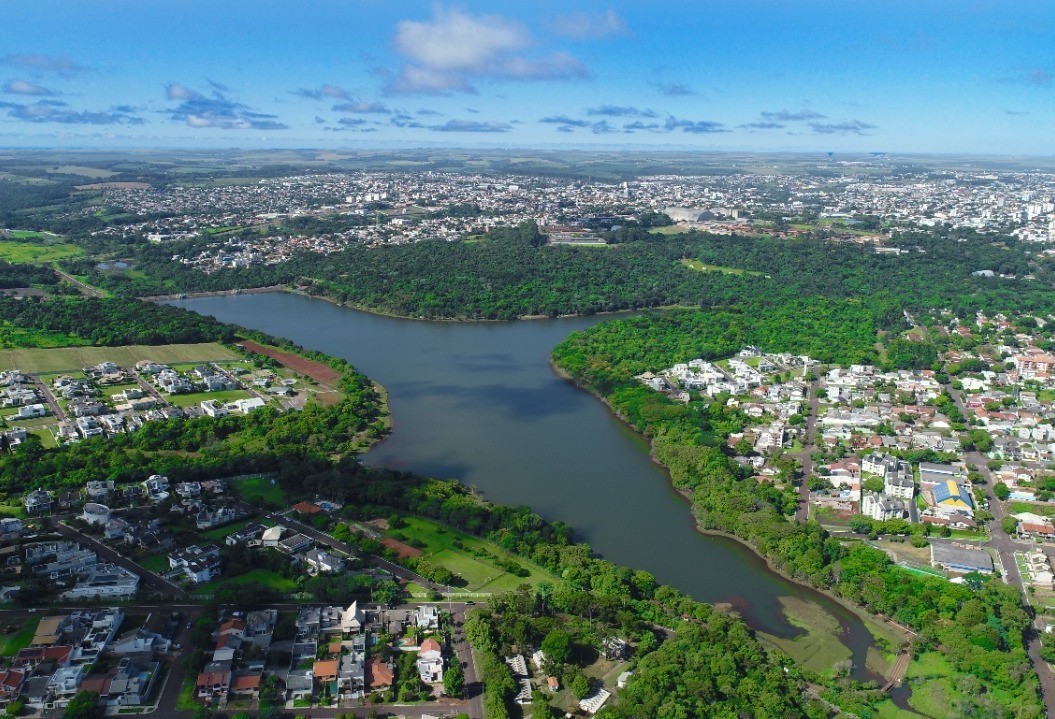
(380, 537, 422, 559)
(239, 341, 341, 389)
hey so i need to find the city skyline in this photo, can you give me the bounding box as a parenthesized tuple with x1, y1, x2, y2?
(2, 0, 1054, 154)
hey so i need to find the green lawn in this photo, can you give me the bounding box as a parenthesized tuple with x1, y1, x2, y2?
(1009, 501, 1055, 517)
(391, 516, 555, 592)
(0, 618, 39, 655)
(234, 475, 286, 507)
(138, 554, 170, 573)
(198, 568, 298, 594)
(649, 225, 689, 235)
(0, 342, 239, 373)
(0, 240, 84, 265)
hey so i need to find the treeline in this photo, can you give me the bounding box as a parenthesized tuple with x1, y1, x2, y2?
(76, 224, 1055, 323)
(0, 262, 59, 289)
(551, 312, 1044, 718)
(0, 296, 237, 346)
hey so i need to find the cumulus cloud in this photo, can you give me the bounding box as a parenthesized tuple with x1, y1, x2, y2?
(2, 79, 58, 96)
(163, 82, 288, 130)
(0, 53, 90, 77)
(386, 7, 589, 94)
(552, 9, 627, 39)
(809, 119, 876, 135)
(623, 121, 660, 132)
(293, 84, 351, 101)
(665, 116, 728, 133)
(0, 99, 142, 125)
(760, 108, 826, 121)
(652, 82, 696, 96)
(390, 113, 423, 128)
(416, 108, 442, 116)
(586, 105, 656, 118)
(429, 118, 512, 132)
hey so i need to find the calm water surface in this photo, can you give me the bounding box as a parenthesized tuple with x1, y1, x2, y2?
(172, 292, 878, 676)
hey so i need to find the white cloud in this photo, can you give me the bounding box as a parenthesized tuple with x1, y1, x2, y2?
(387, 6, 588, 94)
(2, 79, 58, 96)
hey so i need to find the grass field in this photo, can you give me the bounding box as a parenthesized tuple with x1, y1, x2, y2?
(234, 475, 286, 507)
(757, 596, 852, 674)
(0, 342, 239, 372)
(0, 618, 39, 656)
(201, 518, 274, 541)
(138, 554, 170, 573)
(679, 258, 765, 276)
(391, 516, 554, 593)
(200, 568, 298, 594)
(0, 240, 84, 265)
(1009, 501, 1055, 517)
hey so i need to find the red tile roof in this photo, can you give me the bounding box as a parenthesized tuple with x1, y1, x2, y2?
(292, 501, 323, 515)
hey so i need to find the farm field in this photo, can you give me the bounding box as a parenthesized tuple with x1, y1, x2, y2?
(0, 342, 239, 372)
(233, 475, 286, 507)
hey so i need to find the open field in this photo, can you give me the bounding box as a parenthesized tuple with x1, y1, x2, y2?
(199, 568, 299, 594)
(234, 475, 286, 507)
(1009, 501, 1055, 517)
(649, 225, 690, 235)
(757, 596, 852, 674)
(0, 618, 39, 656)
(391, 516, 555, 593)
(0, 240, 84, 264)
(0, 342, 239, 372)
(238, 340, 341, 388)
(679, 258, 766, 276)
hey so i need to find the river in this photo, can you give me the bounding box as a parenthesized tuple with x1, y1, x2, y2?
(170, 292, 881, 679)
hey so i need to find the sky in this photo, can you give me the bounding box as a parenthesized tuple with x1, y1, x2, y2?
(1, 0, 1054, 154)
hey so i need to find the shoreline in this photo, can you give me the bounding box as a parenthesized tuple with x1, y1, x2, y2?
(549, 357, 911, 681)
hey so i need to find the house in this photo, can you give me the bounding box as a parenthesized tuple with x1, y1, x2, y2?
(200, 400, 228, 418)
(142, 475, 170, 502)
(109, 628, 171, 658)
(415, 604, 439, 630)
(232, 397, 266, 413)
(168, 544, 221, 584)
(313, 659, 339, 684)
(304, 548, 345, 575)
(883, 473, 915, 500)
(261, 525, 284, 547)
(230, 674, 262, 699)
(195, 670, 231, 700)
(931, 542, 994, 574)
(416, 638, 444, 683)
(277, 533, 312, 554)
(579, 688, 612, 715)
(107, 658, 160, 706)
(24, 488, 52, 514)
(0, 668, 26, 705)
(285, 670, 313, 700)
(13, 404, 46, 419)
(292, 500, 324, 516)
(861, 492, 905, 522)
(367, 659, 394, 691)
(61, 564, 140, 600)
(341, 601, 364, 634)
(338, 655, 365, 697)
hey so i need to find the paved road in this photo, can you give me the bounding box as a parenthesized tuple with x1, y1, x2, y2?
(30, 375, 66, 422)
(47, 518, 185, 598)
(795, 377, 821, 522)
(53, 269, 104, 298)
(945, 384, 1055, 718)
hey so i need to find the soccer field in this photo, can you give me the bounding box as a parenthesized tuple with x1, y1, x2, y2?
(0, 342, 239, 372)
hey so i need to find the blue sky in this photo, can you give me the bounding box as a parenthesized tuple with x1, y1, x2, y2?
(1, 0, 1053, 153)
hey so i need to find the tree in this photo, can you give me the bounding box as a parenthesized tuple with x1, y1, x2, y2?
(444, 659, 465, 698)
(5, 698, 25, 717)
(1002, 516, 1019, 536)
(734, 438, 754, 456)
(63, 692, 100, 719)
(570, 672, 591, 700)
(862, 476, 884, 493)
(372, 579, 402, 606)
(993, 482, 1010, 501)
(541, 629, 573, 668)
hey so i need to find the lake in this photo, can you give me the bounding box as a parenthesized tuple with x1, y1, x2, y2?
(170, 291, 880, 678)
